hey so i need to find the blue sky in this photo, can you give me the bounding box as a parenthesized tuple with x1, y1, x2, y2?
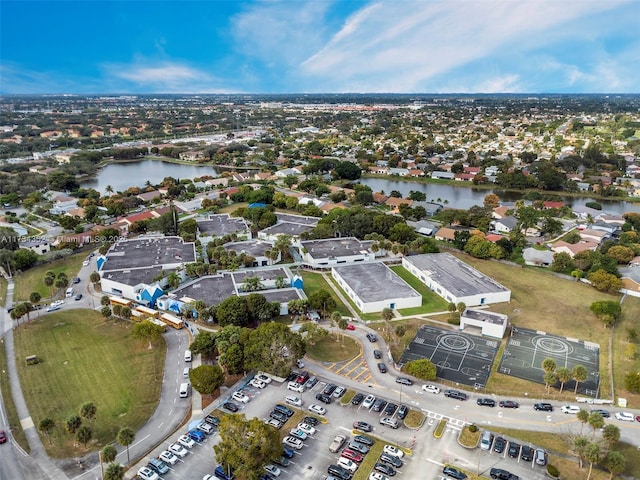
(1, 0, 639, 94)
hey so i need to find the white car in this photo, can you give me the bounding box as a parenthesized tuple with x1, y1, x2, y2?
(614, 412, 635, 422)
(232, 391, 250, 403)
(197, 422, 214, 434)
(265, 464, 281, 477)
(383, 445, 405, 458)
(178, 434, 195, 448)
(337, 457, 358, 472)
(422, 384, 440, 394)
(362, 394, 376, 409)
(283, 436, 304, 449)
(297, 423, 316, 435)
(137, 467, 159, 480)
(285, 395, 303, 407)
(250, 378, 266, 389)
(289, 428, 307, 440)
(255, 373, 272, 384)
(560, 405, 581, 414)
(308, 404, 326, 415)
(369, 473, 390, 480)
(159, 450, 179, 465)
(287, 381, 305, 393)
(169, 443, 189, 458)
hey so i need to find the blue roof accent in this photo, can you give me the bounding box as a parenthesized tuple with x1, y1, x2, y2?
(248, 202, 267, 208)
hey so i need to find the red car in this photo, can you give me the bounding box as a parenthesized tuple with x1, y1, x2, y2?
(0, 430, 7, 444)
(346, 324, 356, 331)
(340, 448, 363, 463)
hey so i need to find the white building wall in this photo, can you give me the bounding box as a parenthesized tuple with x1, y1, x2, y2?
(100, 277, 137, 300)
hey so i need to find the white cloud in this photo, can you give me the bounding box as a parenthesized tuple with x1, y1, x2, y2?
(299, 0, 634, 92)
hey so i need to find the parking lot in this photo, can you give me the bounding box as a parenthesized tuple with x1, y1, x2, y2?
(135, 373, 552, 480)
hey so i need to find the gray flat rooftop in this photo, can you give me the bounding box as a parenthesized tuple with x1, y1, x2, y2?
(172, 275, 237, 307)
(224, 240, 273, 257)
(197, 214, 249, 236)
(301, 237, 374, 259)
(404, 253, 509, 296)
(102, 266, 164, 287)
(463, 308, 507, 325)
(104, 236, 196, 270)
(232, 268, 288, 283)
(333, 263, 420, 303)
(276, 213, 319, 226)
(260, 222, 315, 236)
(240, 288, 302, 303)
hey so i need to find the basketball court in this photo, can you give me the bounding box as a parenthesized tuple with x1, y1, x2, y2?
(399, 325, 500, 389)
(497, 327, 600, 396)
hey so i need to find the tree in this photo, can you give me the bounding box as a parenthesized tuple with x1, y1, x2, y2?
(214, 414, 282, 480)
(572, 365, 588, 394)
(624, 370, 640, 393)
(337, 317, 348, 344)
(104, 463, 125, 480)
(299, 322, 328, 345)
(189, 365, 225, 395)
(90, 271, 101, 285)
(101, 306, 112, 319)
(585, 442, 601, 480)
(38, 417, 55, 445)
(587, 411, 605, 438)
(80, 402, 97, 423)
(65, 415, 82, 436)
(543, 371, 558, 393)
(541, 357, 557, 373)
(131, 320, 165, 349)
(587, 269, 622, 294)
(116, 427, 135, 465)
(44, 271, 55, 298)
(101, 295, 110, 306)
(483, 193, 500, 209)
(333, 161, 362, 180)
(602, 424, 621, 449)
(395, 325, 406, 340)
(590, 300, 622, 327)
(76, 425, 92, 447)
(307, 290, 336, 318)
(242, 276, 264, 292)
(606, 245, 634, 264)
(101, 444, 117, 464)
(403, 359, 437, 380)
(556, 367, 571, 393)
(603, 451, 625, 480)
(577, 409, 590, 434)
(216, 296, 250, 327)
(166, 271, 181, 289)
(244, 322, 306, 377)
(29, 291, 41, 306)
(190, 331, 217, 357)
(382, 308, 394, 322)
(573, 436, 589, 468)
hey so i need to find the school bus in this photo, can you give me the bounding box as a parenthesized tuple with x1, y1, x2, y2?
(134, 305, 159, 318)
(109, 296, 133, 308)
(160, 312, 185, 329)
(149, 318, 168, 332)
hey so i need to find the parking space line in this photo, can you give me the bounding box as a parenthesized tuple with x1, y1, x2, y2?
(344, 361, 365, 376)
(335, 356, 361, 374)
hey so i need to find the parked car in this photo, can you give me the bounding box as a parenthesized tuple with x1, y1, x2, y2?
(395, 377, 413, 386)
(374, 463, 396, 477)
(533, 402, 553, 412)
(282, 436, 303, 449)
(535, 448, 547, 466)
(274, 456, 290, 467)
(315, 393, 332, 404)
(289, 428, 307, 440)
(137, 466, 160, 480)
(169, 443, 188, 458)
(205, 414, 220, 426)
(507, 441, 521, 458)
(285, 395, 303, 407)
(269, 411, 288, 423)
(159, 450, 179, 465)
(422, 384, 440, 394)
(384, 403, 398, 416)
(327, 464, 352, 480)
(223, 402, 239, 412)
(396, 405, 408, 420)
(188, 429, 206, 443)
(309, 404, 327, 415)
(354, 434, 375, 446)
(520, 445, 534, 462)
(282, 447, 295, 459)
(329, 434, 347, 453)
(341, 448, 363, 463)
(346, 323, 356, 330)
(304, 376, 318, 389)
(354, 421, 373, 432)
(444, 390, 468, 401)
(379, 452, 403, 468)
(442, 466, 467, 479)
(490, 468, 520, 480)
(323, 383, 337, 395)
(493, 436, 506, 454)
(255, 373, 272, 384)
(352, 393, 365, 405)
(250, 378, 267, 389)
(264, 465, 281, 478)
(287, 381, 305, 393)
(337, 457, 358, 473)
(560, 405, 580, 414)
(380, 417, 399, 429)
(348, 440, 370, 454)
(266, 418, 284, 429)
(147, 458, 169, 475)
(372, 398, 387, 412)
(74, 293, 83, 301)
(178, 434, 195, 448)
(382, 445, 404, 458)
(274, 404, 294, 417)
(476, 398, 496, 407)
(302, 416, 319, 426)
(614, 411, 635, 422)
(297, 423, 316, 435)
(0, 430, 6, 444)
(591, 408, 610, 418)
(362, 394, 376, 409)
(333, 386, 346, 398)
(366, 333, 377, 342)
(499, 400, 519, 409)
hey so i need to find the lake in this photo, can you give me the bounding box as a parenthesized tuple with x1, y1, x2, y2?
(359, 177, 640, 215)
(80, 159, 219, 193)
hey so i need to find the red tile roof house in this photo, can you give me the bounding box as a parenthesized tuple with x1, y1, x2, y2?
(550, 240, 599, 257)
(492, 206, 510, 219)
(454, 173, 476, 182)
(542, 201, 565, 209)
(384, 197, 413, 213)
(434, 227, 457, 242)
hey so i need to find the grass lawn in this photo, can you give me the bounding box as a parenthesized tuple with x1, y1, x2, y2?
(0, 276, 7, 307)
(404, 408, 425, 429)
(14, 310, 165, 458)
(13, 251, 87, 303)
(614, 294, 640, 407)
(306, 333, 359, 363)
(370, 317, 427, 361)
(299, 271, 350, 317)
(389, 265, 450, 314)
(0, 341, 29, 453)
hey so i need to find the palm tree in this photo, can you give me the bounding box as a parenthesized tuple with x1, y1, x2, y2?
(572, 365, 588, 394)
(38, 418, 55, 445)
(556, 367, 571, 393)
(101, 444, 117, 464)
(585, 442, 601, 480)
(76, 425, 92, 448)
(337, 317, 348, 344)
(541, 357, 557, 373)
(101, 295, 110, 306)
(80, 402, 97, 424)
(604, 451, 625, 479)
(330, 311, 341, 335)
(104, 462, 125, 480)
(105, 185, 114, 194)
(573, 436, 589, 468)
(116, 427, 135, 465)
(602, 424, 620, 449)
(543, 371, 558, 394)
(44, 271, 55, 298)
(587, 411, 605, 438)
(577, 409, 590, 435)
(89, 271, 101, 286)
(29, 291, 41, 307)
(65, 415, 82, 446)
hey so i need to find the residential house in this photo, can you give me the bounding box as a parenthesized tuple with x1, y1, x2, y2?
(19, 239, 50, 255)
(522, 247, 554, 267)
(578, 228, 608, 244)
(434, 227, 457, 242)
(492, 216, 518, 234)
(550, 240, 598, 257)
(431, 171, 455, 180)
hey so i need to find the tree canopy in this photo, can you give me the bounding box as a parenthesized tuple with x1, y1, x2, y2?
(189, 365, 225, 395)
(402, 358, 437, 380)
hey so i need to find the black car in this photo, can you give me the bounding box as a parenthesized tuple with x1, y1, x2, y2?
(72, 277, 81, 284)
(490, 468, 519, 480)
(353, 421, 373, 432)
(377, 363, 387, 373)
(353, 434, 375, 446)
(372, 398, 387, 412)
(327, 464, 351, 480)
(323, 383, 337, 395)
(520, 445, 534, 462)
(373, 349, 382, 359)
(269, 411, 288, 423)
(302, 416, 319, 426)
(348, 440, 370, 454)
(507, 441, 521, 458)
(351, 393, 365, 405)
(286, 371, 299, 382)
(205, 414, 220, 426)
(592, 408, 610, 418)
(223, 402, 239, 412)
(74, 293, 83, 301)
(379, 453, 403, 468)
(384, 403, 398, 416)
(274, 404, 294, 417)
(374, 462, 396, 476)
(499, 400, 519, 409)
(366, 333, 377, 342)
(315, 393, 332, 404)
(493, 436, 506, 453)
(533, 402, 553, 412)
(395, 377, 413, 386)
(477, 398, 496, 407)
(443, 466, 468, 479)
(396, 405, 408, 420)
(444, 390, 468, 401)
(274, 456, 290, 467)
